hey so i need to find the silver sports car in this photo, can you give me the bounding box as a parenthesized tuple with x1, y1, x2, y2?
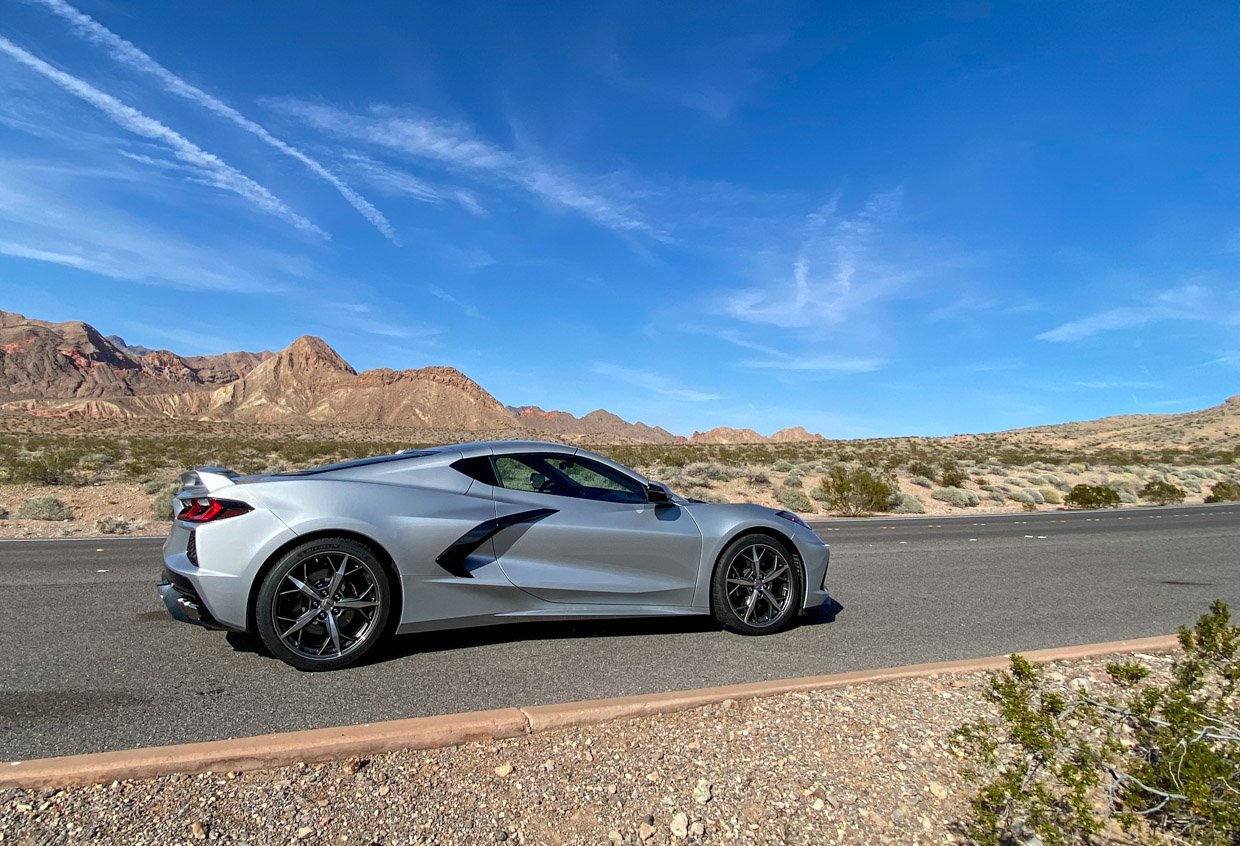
(159, 441, 831, 670)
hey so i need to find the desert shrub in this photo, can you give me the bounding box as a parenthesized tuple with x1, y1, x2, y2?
(689, 462, 732, 482)
(907, 460, 935, 479)
(14, 496, 73, 521)
(140, 479, 167, 494)
(0, 505, 8, 519)
(890, 492, 925, 514)
(773, 459, 794, 472)
(939, 461, 967, 488)
(784, 470, 803, 488)
(1119, 490, 1137, 504)
(1205, 480, 1240, 503)
(932, 487, 981, 508)
(4, 452, 83, 486)
(152, 483, 181, 520)
(77, 452, 116, 471)
(776, 485, 813, 512)
(910, 475, 933, 488)
(1140, 479, 1186, 506)
(954, 601, 1240, 845)
(1038, 487, 1063, 505)
(1065, 484, 1120, 509)
(814, 465, 895, 516)
(95, 516, 144, 535)
(1023, 487, 1045, 504)
(991, 466, 1010, 476)
(987, 490, 1006, 504)
(748, 471, 770, 486)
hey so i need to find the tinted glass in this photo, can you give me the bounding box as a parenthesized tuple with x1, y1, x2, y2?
(494, 454, 646, 504)
(451, 456, 498, 487)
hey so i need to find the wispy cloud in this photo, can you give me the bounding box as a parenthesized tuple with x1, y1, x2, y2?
(742, 354, 881, 373)
(0, 35, 322, 237)
(27, 0, 395, 242)
(273, 99, 651, 234)
(724, 189, 910, 328)
(593, 363, 719, 402)
(0, 160, 296, 292)
(1036, 284, 1239, 342)
(427, 284, 483, 318)
(1072, 380, 1162, 390)
(345, 153, 485, 215)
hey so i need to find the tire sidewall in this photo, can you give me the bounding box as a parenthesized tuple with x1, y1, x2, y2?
(711, 534, 803, 635)
(255, 538, 392, 671)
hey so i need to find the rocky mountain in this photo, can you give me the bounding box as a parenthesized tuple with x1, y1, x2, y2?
(0, 311, 704, 440)
(0, 310, 269, 400)
(689, 426, 768, 444)
(770, 426, 827, 443)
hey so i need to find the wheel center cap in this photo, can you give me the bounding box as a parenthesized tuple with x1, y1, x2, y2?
(321, 598, 335, 611)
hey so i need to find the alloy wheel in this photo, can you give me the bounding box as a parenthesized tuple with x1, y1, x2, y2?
(271, 552, 383, 660)
(724, 543, 793, 628)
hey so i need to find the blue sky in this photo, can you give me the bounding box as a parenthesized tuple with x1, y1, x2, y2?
(1, 1, 1238, 438)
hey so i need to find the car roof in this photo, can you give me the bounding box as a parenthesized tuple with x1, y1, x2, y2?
(453, 440, 577, 458)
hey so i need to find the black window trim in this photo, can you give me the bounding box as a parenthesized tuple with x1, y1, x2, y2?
(494, 452, 648, 504)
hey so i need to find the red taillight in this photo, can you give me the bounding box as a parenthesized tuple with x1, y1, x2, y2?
(178, 497, 252, 523)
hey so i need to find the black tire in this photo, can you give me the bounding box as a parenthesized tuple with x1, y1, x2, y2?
(255, 537, 392, 671)
(711, 534, 803, 635)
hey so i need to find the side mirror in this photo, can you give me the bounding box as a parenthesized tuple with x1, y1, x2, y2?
(646, 482, 674, 506)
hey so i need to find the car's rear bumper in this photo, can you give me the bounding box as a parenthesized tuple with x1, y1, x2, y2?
(157, 569, 229, 630)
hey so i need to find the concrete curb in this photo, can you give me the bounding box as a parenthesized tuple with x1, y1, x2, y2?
(3, 634, 1179, 789)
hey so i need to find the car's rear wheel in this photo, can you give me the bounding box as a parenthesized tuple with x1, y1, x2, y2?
(711, 534, 802, 635)
(255, 538, 392, 671)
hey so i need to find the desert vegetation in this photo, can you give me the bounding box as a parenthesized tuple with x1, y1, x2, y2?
(0, 414, 1238, 536)
(955, 601, 1239, 845)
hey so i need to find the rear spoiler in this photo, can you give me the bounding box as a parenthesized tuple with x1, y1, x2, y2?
(179, 467, 240, 495)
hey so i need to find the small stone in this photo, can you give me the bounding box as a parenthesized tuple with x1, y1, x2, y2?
(928, 781, 949, 800)
(378, 785, 390, 797)
(191, 821, 208, 840)
(690, 822, 705, 836)
(721, 699, 738, 709)
(296, 827, 313, 840)
(670, 812, 688, 838)
(812, 798, 825, 811)
(1069, 677, 1090, 693)
(606, 783, 618, 795)
(644, 814, 655, 826)
(494, 831, 508, 842)
(608, 832, 623, 845)
(494, 763, 514, 777)
(341, 756, 364, 775)
(639, 822, 657, 841)
(692, 779, 712, 804)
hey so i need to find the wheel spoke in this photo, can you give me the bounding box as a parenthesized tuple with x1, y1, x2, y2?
(727, 576, 755, 587)
(334, 597, 379, 610)
(743, 588, 760, 622)
(287, 575, 320, 601)
(766, 564, 789, 583)
(325, 612, 343, 656)
(326, 555, 349, 596)
(280, 607, 319, 638)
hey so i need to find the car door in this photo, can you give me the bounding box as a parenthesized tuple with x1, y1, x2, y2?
(489, 452, 703, 607)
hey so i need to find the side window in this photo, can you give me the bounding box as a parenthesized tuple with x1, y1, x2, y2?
(494, 455, 544, 493)
(451, 456, 498, 487)
(549, 457, 646, 503)
(493, 454, 648, 504)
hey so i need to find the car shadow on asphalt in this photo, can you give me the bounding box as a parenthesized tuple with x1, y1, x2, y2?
(224, 596, 844, 670)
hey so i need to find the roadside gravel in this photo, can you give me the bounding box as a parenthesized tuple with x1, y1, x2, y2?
(1, 651, 1177, 846)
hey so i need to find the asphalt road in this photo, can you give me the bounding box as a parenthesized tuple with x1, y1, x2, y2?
(2, 503, 1238, 761)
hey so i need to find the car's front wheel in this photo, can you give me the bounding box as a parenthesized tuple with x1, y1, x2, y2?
(255, 538, 392, 671)
(711, 534, 803, 635)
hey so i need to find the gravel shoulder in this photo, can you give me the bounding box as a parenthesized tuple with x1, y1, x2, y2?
(1, 650, 1177, 846)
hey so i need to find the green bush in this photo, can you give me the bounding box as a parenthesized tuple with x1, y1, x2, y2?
(1205, 481, 1240, 503)
(1065, 484, 1120, 509)
(140, 479, 167, 495)
(954, 601, 1240, 845)
(909, 475, 933, 488)
(95, 516, 144, 535)
(776, 484, 813, 512)
(152, 483, 181, 520)
(1038, 486, 1063, 505)
(813, 465, 895, 516)
(784, 470, 803, 488)
(14, 496, 74, 521)
(3, 452, 83, 486)
(907, 460, 935, 479)
(932, 487, 980, 508)
(890, 492, 925, 514)
(773, 459, 794, 472)
(939, 461, 967, 488)
(1139, 479, 1186, 506)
